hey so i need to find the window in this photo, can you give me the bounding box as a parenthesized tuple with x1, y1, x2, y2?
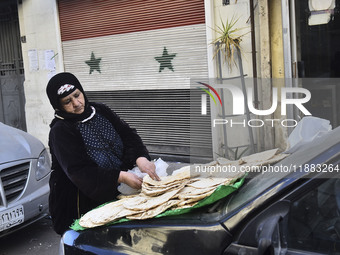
(287, 178, 340, 254)
(222, 0, 230, 6)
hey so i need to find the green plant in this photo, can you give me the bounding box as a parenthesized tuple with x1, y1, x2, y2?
(212, 15, 248, 70)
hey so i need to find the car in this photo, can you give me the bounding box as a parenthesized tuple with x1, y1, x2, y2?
(0, 122, 51, 237)
(61, 125, 340, 255)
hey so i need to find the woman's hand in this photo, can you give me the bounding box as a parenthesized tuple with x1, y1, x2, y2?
(136, 157, 160, 181)
(118, 171, 143, 189)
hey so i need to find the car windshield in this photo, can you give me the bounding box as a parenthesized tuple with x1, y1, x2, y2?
(224, 126, 340, 215)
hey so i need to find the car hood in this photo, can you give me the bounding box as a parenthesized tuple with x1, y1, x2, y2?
(0, 122, 45, 164)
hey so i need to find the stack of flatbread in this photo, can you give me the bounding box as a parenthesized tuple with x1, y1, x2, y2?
(175, 177, 233, 208)
(79, 149, 288, 229)
(79, 167, 236, 228)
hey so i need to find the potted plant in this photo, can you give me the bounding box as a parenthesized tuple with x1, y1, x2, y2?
(212, 15, 248, 70)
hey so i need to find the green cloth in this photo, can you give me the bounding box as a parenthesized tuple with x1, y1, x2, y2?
(71, 176, 245, 231)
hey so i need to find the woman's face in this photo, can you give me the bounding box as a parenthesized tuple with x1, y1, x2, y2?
(59, 89, 85, 114)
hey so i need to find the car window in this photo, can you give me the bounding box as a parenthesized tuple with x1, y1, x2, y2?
(287, 178, 340, 254)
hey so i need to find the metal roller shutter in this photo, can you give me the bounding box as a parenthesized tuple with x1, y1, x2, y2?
(86, 89, 212, 162)
(61, 23, 208, 91)
(57, 0, 205, 41)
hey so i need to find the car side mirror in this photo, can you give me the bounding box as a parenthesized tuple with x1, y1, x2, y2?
(224, 200, 290, 255)
(256, 214, 282, 255)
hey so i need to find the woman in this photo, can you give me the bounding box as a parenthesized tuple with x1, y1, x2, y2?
(46, 72, 159, 235)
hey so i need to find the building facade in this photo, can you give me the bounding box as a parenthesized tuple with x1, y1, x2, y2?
(0, 0, 337, 161)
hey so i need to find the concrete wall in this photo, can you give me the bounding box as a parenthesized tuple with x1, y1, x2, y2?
(18, 0, 63, 146)
(212, 0, 253, 78)
(208, 0, 258, 159)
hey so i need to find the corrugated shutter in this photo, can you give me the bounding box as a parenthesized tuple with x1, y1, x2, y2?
(57, 0, 205, 41)
(86, 89, 212, 162)
(62, 24, 208, 91)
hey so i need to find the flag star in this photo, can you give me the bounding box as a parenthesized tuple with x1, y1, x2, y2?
(155, 47, 177, 72)
(85, 52, 102, 74)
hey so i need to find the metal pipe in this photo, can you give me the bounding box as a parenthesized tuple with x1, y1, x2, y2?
(237, 47, 255, 154)
(249, 0, 259, 108)
(217, 42, 230, 159)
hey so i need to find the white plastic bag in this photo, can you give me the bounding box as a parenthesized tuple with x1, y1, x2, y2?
(117, 158, 169, 195)
(285, 116, 332, 154)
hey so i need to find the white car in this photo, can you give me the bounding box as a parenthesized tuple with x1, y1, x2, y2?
(0, 122, 51, 237)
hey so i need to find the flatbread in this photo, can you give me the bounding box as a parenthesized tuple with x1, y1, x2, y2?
(187, 178, 232, 189)
(177, 189, 215, 206)
(142, 179, 190, 197)
(239, 148, 278, 164)
(79, 199, 138, 228)
(126, 200, 180, 220)
(143, 168, 190, 186)
(142, 178, 183, 189)
(116, 193, 141, 200)
(123, 188, 181, 211)
(121, 195, 149, 210)
(175, 201, 199, 209)
(177, 186, 216, 200)
(262, 153, 288, 165)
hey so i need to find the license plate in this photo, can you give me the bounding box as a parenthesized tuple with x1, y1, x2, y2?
(0, 205, 24, 232)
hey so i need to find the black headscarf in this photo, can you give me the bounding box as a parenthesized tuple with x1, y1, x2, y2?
(46, 72, 94, 122)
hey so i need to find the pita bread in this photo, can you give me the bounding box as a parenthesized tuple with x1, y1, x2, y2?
(175, 201, 199, 209)
(143, 168, 190, 186)
(142, 178, 184, 189)
(123, 188, 181, 211)
(142, 181, 188, 197)
(172, 165, 201, 178)
(216, 149, 281, 166)
(235, 152, 289, 173)
(116, 193, 140, 200)
(126, 200, 180, 220)
(261, 153, 288, 165)
(239, 148, 278, 164)
(121, 195, 149, 210)
(187, 178, 232, 189)
(79, 199, 138, 228)
(177, 190, 215, 206)
(177, 186, 216, 200)
(143, 175, 189, 190)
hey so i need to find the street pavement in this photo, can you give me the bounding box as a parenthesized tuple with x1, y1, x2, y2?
(0, 216, 60, 255)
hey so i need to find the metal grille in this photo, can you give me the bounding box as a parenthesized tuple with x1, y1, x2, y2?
(0, 162, 29, 204)
(0, 2, 26, 131)
(0, 3, 24, 76)
(86, 89, 212, 162)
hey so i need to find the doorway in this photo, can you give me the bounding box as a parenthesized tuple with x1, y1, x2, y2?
(0, 1, 26, 130)
(293, 0, 340, 127)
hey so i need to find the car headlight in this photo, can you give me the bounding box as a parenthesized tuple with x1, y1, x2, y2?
(36, 149, 51, 181)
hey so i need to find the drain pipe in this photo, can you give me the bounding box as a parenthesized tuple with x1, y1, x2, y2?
(249, 0, 259, 108)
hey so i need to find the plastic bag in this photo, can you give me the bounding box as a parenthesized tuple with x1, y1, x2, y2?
(285, 116, 332, 154)
(117, 158, 169, 195)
